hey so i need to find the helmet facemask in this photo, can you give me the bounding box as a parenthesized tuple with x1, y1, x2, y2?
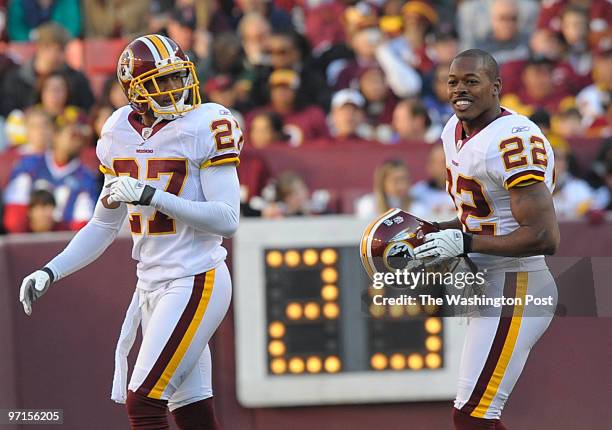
(129, 58, 201, 120)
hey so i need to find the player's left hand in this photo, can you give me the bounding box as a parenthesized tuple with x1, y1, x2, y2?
(414, 229, 470, 259)
(106, 176, 156, 206)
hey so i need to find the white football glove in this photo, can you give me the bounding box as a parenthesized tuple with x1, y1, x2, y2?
(414, 229, 470, 259)
(19, 269, 53, 316)
(106, 176, 156, 206)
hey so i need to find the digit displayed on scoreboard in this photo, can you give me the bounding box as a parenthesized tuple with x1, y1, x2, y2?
(263, 246, 445, 376)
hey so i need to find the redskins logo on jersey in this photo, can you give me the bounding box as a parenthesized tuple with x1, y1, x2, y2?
(360, 209, 439, 279)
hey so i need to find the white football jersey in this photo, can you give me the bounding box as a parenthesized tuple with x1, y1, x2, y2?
(96, 103, 243, 287)
(441, 109, 555, 272)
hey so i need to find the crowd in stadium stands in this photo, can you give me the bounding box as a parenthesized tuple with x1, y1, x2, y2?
(0, 0, 611, 235)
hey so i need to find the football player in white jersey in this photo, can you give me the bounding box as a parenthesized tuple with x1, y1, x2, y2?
(413, 49, 559, 429)
(18, 35, 242, 429)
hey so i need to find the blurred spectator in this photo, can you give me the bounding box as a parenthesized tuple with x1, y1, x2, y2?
(333, 26, 383, 91)
(231, 0, 294, 32)
(428, 28, 460, 66)
(475, 0, 530, 65)
(149, 0, 216, 33)
(303, 0, 347, 53)
(203, 75, 246, 125)
(391, 98, 440, 144)
(249, 69, 329, 146)
(552, 143, 595, 220)
(560, 5, 592, 80)
(501, 55, 574, 116)
(167, 7, 207, 71)
(576, 34, 612, 127)
(5, 70, 81, 144)
(249, 111, 288, 148)
(239, 12, 271, 68)
(356, 159, 427, 218)
(552, 107, 584, 139)
(27, 189, 69, 232)
(251, 30, 330, 109)
(7, 0, 81, 41)
(83, 0, 148, 38)
(536, 0, 611, 38)
(329, 88, 369, 142)
(2, 119, 97, 233)
(374, 2, 429, 97)
(458, 0, 539, 51)
(587, 91, 612, 138)
(503, 28, 590, 96)
(35, 71, 82, 125)
(4, 106, 53, 151)
(1, 23, 94, 116)
(23, 107, 54, 153)
(398, 0, 437, 73)
(238, 150, 272, 216)
(261, 171, 329, 218)
(359, 67, 397, 142)
(411, 145, 456, 220)
(422, 62, 454, 128)
(199, 32, 252, 106)
(100, 77, 129, 110)
(90, 103, 113, 143)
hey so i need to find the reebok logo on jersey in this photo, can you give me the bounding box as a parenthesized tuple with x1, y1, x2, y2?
(512, 126, 530, 133)
(136, 149, 154, 153)
(219, 109, 231, 115)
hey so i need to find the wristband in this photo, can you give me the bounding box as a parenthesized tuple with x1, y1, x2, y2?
(140, 185, 157, 205)
(41, 267, 55, 283)
(462, 232, 473, 254)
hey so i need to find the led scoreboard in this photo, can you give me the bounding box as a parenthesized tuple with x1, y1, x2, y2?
(234, 216, 466, 407)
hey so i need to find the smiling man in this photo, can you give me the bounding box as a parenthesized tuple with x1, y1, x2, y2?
(413, 49, 559, 429)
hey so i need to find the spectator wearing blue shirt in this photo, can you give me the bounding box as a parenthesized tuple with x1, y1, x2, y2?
(3, 118, 97, 233)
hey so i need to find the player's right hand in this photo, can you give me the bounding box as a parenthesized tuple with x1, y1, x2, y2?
(19, 270, 52, 316)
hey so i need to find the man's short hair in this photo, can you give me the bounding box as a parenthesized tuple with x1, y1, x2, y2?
(29, 189, 56, 208)
(33, 23, 70, 48)
(453, 49, 500, 81)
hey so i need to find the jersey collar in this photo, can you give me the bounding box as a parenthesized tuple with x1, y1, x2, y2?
(455, 108, 512, 151)
(128, 111, 172, 141)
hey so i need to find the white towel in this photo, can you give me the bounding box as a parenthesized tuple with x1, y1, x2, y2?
(111, 290, 142, 403)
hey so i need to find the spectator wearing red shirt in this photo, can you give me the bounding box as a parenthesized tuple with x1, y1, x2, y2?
(501, 55, 575, 116)
(248, 69, 329, 146)
(503, 27, 591, 95)
(577, 33, 612, 126)
(561, 6, 592, 72)
(537, 0, 611, 39)
(358, 67, 398, 142)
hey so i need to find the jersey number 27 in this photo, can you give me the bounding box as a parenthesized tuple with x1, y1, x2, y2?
(113, 158, 187, 235)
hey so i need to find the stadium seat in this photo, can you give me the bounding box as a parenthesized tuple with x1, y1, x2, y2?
(83, 39, 128, 75)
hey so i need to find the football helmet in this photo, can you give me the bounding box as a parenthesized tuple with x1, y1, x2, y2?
(117, 34, 201, 120)
(360, 208, 439, 279)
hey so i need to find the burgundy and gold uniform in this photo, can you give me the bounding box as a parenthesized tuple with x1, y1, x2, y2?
(441, 109, 557, 420)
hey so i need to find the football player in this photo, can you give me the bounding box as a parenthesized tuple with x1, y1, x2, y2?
(413, 49, 559, 429)
(18, 35, 242, 429)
